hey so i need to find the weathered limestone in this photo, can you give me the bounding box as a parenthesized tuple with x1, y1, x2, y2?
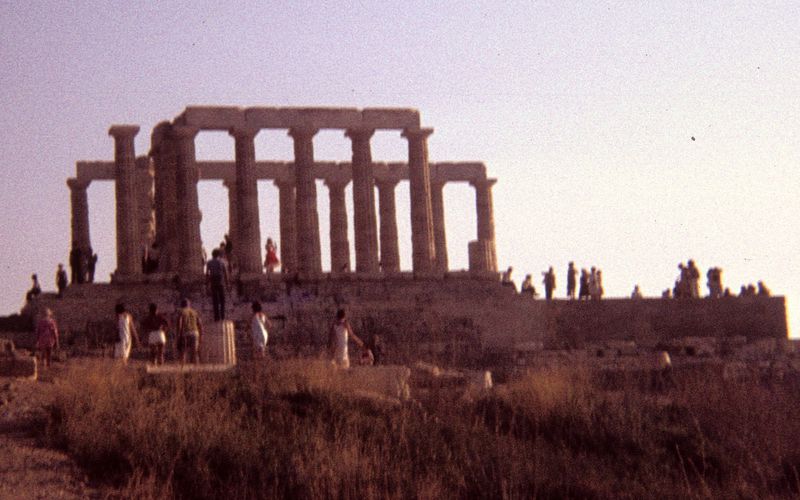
(230, 127, 262, 274)
(150, 123, 178, 272)
(347, 128, 379, 273)
(108, 125, 140, 277)
(274, 178, 297, 274)
(222, 178, 238, 253)
(325, 176, 351, 274)
(402, 128, 436, 274)
(67, 178, 92, 256)
(471, 178, 498, 272)
(375, 176, 401, 273)
(430, 180, 448, 272)
(135, 156, 155, 253)
(289, 127, 322, 275)
(172, 126, 203, 278)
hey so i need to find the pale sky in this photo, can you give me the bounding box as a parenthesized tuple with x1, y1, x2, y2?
(1, 1, 798, 335)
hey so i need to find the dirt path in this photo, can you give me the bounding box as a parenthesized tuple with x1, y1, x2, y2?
(0, 370, 101, 499)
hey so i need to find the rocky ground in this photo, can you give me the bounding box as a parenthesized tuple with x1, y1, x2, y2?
(0, 367, 103, 499)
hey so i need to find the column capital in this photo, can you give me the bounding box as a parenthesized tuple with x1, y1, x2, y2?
(273, 176, 295, 189)
(67, 177, 91, 190)
(108, 125, 140, 139)
(171, 125, 199, 140)
(288, 126, 319, 140)
(401, 127, 434, 140)
(345, 127, 375, 141)
(469, 177, 497, 189)
(229, 126, 260, 140)
(375, 176, 401, 190)
(324, 176, 350, 190)
(222, 176, 236, 188)
(430, 179, 447, 190)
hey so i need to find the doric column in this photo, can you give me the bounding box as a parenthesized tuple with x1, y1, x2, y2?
(471, 178, 498, 272)
(375, 177, 400, 273)
(172, 126, 203, 278)
(430, 180, 448, 272)
(152, 134, 178, 272)
(230, 127, 262, 274)
(325, 177, 351, 274)
(346, 128, 379, 273)
(109, 125, 141, 277)
(135, 156, 155, 252)
(288, 127, 321, 275)
(67, 177, 92, 256)
(222, 177, 238, 252)
(402, 128, 436, 274)
(274, 178, 297, 274)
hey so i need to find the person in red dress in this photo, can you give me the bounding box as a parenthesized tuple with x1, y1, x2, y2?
(36, 308, 59, 368)
(264, 237, 280, 274)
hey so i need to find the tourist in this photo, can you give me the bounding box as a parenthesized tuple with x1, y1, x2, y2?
(87, 251, 97, 283)
(687, 260, 700, 298)
(578, 269, 590, 300)
(328, 309, 367, 369)
(501, 266, 516, 291)
(542, 266, 556, 301)
(566, 262, 577, 299)
(591, 269, 604, 301)
(520, 274, 537, 297)
(757, 281, 771, 296)
(250, 301, 272, 359)
(25, 274, 41, 302)
(56, 264, 68, 298)
(177, 298, 203, 365)
(141, 303, 169, 365)
(206, 248, 229, 321)
(35, 308, 59, 368)
(662, 288, 672, 299)
(114, 303, 139, 364)
(224, 233, 233, 260)
(631, 285, 643, 299)
(264, 237, 280, 274)
(706, 267, 723, 298)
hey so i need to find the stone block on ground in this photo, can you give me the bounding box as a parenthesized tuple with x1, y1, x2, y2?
(0, 357, 37, 379)
(201, 320, 236, 365)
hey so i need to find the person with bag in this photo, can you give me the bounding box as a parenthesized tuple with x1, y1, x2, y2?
(250, 301, 272, 359)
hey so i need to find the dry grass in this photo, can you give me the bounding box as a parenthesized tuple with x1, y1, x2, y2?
(43, 359, 800, 499)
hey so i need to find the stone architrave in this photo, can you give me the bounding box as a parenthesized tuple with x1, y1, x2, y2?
(471, 178, 498, 272)
(222, 177, 238, 253)
(375, 177, 400, 273)
(325, 177, 351, 274)
(288, 127, 322, 275)
(274, 178, 297, 274)
(151, 134, 179, 272)
(67, 177, 92, 255)
(230, 127, 262, 274)
(108, 125, 141, 277)
(172, 125, 203, 278)
(346, 128, 379, 273)
(402, 128, 436, 274)
(430, 180, 448, 272)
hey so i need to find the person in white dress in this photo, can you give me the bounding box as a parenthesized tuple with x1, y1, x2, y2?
(250, 301, 272, 359)
(327, 309, 367, 369)
(114, 303, 139, 364)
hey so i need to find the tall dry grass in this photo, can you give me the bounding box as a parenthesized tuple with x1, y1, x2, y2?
(45, 359, 800, 499)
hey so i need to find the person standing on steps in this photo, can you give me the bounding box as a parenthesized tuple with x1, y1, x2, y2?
(206, 248, 229, 321)
(177, 298, 203, 365)
(250, 301, 272, 359)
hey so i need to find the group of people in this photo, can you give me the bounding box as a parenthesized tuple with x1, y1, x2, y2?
(69, 244, 97, 284)
(510, 262, 604, 301)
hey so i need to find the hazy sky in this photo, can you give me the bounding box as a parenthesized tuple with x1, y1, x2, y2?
(1, 1, 798, 335)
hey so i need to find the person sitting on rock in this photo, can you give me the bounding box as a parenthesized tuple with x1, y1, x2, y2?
(25, 274, 41, 302)
(520, 274, 538, 298)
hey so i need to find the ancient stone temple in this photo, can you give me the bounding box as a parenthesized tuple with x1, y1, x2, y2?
(68, 106, 498, 284)
(47, 105, 787, 365)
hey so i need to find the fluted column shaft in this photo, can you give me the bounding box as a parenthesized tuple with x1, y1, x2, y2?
(472, 178, 498, 272)
(289, 127, 321, 274)
(230, 127, 262, 274)
(173, 126, 203, 278)
(153, 137, 179, 272)
(326, 178, 350, 274)
(274, 178, 297, 274)
(222, 178, 238, 252)
(431, 180, 448, 272)
(136, 156, 154, 251)
(67, 178, 92, 255)
(402, 128, 436, 274)
(347, 128, 379, 273)
(376, 178, 400, 273)
(109, 125, 140, 277)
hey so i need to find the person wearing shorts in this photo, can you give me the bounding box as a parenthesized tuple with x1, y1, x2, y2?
(141, 303, 169, 365)
(177, 298, 203, 365)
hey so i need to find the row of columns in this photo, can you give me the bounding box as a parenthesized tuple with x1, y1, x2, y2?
(70, 124, 498, 280)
